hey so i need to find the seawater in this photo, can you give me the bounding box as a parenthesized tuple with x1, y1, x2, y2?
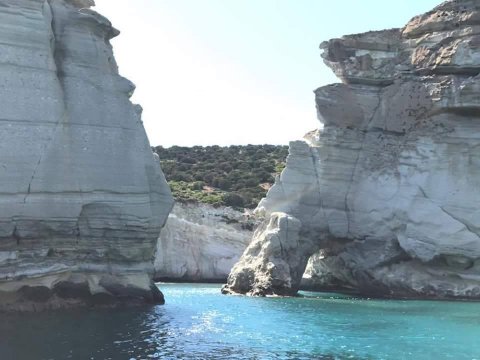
(1, 283, 479, 360)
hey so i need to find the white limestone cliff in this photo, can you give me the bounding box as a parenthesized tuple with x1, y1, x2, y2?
(0, 0, 173, 310)
(154, 203, 255, 282)
(224, 0, 480, 299)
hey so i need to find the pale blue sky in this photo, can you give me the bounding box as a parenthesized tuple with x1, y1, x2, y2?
(95, 0, 441, 147)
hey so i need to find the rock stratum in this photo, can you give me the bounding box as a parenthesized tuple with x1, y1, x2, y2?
(224, 0, 480, 299)
(0, 0, 173, 310)
(154, 203, 255, 282)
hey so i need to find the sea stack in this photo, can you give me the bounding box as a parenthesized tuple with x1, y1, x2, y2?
(0, 0, 173, 310)
(224, 0, 480, 299)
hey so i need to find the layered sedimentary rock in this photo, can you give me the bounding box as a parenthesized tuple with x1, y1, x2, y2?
(154, 203, 255, 282)
(0, 0, 173, 310)
(224, 0, 480, 298)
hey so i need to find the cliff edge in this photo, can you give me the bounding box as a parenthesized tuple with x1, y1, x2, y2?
(0, 0, 173, 310)
(223, 0, 480, 299)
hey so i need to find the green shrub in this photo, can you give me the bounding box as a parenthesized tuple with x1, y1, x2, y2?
(153, 144, 288, 209)
(222, 193, 245, 208)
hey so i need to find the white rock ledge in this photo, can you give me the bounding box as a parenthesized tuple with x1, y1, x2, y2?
(154, 203, 256, 282)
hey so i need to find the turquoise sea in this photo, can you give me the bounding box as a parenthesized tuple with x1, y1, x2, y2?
(1, 283, 479, 359)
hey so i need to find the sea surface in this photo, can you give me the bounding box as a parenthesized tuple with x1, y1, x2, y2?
(1, 283, 479, 360)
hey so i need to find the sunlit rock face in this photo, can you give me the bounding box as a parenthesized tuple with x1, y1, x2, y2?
(0, 0, 173, 310)
(224, 0, 480, 299)
(154, 203, 256, 282)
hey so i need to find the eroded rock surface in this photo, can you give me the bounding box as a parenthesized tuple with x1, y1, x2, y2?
(154, 203, 256, 282)
(0, 0, 173, 310)
(224, 0, 480, 299)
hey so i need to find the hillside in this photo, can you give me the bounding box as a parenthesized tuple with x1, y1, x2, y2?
(153, 145, 289, 209)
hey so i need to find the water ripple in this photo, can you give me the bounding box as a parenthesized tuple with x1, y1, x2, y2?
(0, 283, 479, 359)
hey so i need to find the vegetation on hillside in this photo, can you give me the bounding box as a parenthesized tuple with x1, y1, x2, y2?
(153, 145, 289, 209)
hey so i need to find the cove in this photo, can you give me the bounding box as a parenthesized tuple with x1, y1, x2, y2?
(1, 283, 479, 359)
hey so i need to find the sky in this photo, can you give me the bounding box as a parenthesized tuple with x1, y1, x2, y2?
(94, 0, 441, 147)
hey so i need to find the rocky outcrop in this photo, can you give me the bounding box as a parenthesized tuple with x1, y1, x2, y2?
(224, 0, 480, 299)
(154, 203, 255, 282)
(0, 0, 173, 310)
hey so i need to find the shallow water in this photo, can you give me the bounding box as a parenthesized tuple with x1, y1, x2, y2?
(1, 283, 480, 359)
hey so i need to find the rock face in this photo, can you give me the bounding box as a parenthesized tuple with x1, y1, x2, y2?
(224, 0, 480, 299)
(0, 0, 173, 310)
(154, 203, 255, 282)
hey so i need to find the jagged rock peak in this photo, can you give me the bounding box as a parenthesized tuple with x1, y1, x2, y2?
(322, 1, 480, 89)
(404, 0, 480, 38)
(0, 0, 173, 311)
